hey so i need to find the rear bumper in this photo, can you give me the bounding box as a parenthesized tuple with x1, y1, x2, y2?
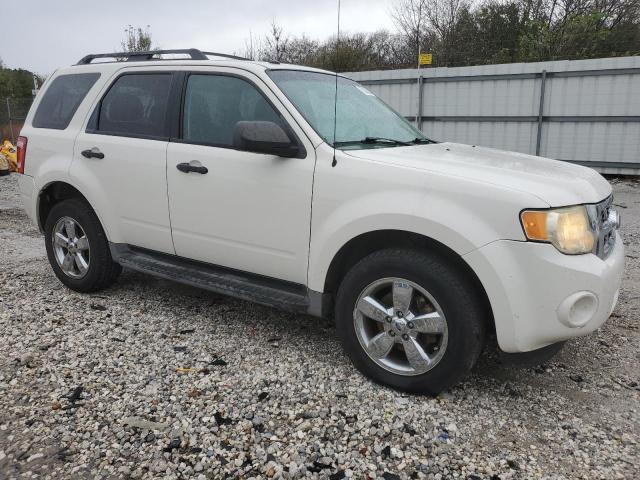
(17, 174, 38, 227)
(464, 234, 624, 352)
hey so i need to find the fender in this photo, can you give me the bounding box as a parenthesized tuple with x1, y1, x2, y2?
(307, 151, 549, 292)
(35, 176, 112, 241)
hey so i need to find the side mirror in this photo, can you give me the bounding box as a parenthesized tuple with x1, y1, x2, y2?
(232, 121, 302, 158)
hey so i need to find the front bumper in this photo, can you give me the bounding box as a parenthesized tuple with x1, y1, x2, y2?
(464, 234, 624, 352)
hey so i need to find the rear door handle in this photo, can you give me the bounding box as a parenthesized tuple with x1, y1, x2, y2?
(81, 147, 104, 159)
(176, 162, 208, 174)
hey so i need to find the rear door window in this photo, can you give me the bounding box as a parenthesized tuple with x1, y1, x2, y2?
(32, 73, 100, 130)
(96, 74, 173, 138)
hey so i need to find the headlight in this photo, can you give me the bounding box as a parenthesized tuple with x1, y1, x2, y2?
(520, 205, 595, 255)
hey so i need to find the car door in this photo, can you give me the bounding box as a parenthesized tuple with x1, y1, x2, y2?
(71, 70, 177, 254)
(166, 70, 316, 284)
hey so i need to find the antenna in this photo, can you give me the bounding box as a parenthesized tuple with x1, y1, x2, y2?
(332, 0, 341, 167)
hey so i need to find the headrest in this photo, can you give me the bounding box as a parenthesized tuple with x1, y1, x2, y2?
(105, 93, 144, 123)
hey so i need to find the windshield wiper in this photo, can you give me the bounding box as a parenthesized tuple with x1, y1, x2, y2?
(362, 137, 411, 146)
(411, 137, 436, 144)
(335, 137, 411, 147)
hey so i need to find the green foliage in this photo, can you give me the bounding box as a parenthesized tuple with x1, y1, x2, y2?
(419, 0, 640, 66)
(0, 67, 35, 99)
(121, 25, 153, 52)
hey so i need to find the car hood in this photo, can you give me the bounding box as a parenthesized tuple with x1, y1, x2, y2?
(344, 142, 612, 207)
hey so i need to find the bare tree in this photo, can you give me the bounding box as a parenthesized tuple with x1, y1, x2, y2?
(281, 35, 320, 65)
(260, 21, 290, 61)
(424, 0, 471, 42)
(121, 25, 153, 52)
(242, 31, 261, 60)
(391, 0, 429, 62)
(393, 0, 472, 66)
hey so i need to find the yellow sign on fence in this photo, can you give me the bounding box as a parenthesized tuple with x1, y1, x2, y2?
(419, 53, 433, 66)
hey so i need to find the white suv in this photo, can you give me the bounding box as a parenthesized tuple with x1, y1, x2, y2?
(16, 49, 624, 394)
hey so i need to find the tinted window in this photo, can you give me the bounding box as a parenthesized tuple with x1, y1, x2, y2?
(97, 74, 172, 138)
(182, 74, 282, 146)
(32, 73, 100, 130)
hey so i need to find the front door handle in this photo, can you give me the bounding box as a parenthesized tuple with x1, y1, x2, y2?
(81, 147, 104, 159)
(176, 162, 208, 174)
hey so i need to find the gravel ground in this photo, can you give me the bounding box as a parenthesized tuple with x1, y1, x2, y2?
(0, 173, 638, 480)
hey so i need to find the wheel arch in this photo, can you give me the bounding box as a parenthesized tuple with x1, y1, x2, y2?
(37, 181, 92, 232)
(322, 229, 494, 330)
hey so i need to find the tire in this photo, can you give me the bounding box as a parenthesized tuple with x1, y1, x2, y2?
(44, 198, 121, 292)
(335, 249, 487, 395)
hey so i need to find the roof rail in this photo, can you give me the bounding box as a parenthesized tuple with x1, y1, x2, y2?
(76, 48, 249, 65)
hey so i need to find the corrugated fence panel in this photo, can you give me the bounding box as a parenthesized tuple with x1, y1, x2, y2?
(423, 120, 536, 154)
(366, 83, 415, 117)
(543, 122, 640, 165)
(347, 56, 640, 174)
(424, 78, 539, 117)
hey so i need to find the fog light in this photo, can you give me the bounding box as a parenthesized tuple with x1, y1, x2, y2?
(557, 291, 598, 328)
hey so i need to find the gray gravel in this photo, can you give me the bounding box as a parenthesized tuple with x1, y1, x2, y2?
(0, 173, 638, 479)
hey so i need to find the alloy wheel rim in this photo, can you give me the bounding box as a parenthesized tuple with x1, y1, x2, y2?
(353, 277, 448, 376)
(52, 216, 90, 279)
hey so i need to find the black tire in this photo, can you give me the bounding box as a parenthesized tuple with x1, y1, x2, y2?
(335, 249, 487, 395)
(44, 198, 121, 292)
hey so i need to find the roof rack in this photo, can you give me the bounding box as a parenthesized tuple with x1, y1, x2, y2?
(76, 48, 249, 65)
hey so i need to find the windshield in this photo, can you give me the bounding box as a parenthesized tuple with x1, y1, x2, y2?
(267, 70, 428, 149)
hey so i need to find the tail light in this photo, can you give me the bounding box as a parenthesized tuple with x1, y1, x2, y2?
(16, 136, 27, 174)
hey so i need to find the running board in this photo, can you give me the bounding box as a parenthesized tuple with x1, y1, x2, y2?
(109, 244, 330, 317)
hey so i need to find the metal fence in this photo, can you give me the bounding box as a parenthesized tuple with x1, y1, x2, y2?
(1, 97, 33, 142)
(346, 56, 640, 175)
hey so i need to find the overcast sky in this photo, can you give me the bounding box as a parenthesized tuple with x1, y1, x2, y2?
(1, 0, 398, 75)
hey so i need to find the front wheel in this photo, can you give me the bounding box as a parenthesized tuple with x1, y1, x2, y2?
(335, 249, 487, 395)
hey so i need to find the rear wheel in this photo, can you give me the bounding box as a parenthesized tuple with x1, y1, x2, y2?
(44, 199, 121, 292)
(335, 249, 487, 395)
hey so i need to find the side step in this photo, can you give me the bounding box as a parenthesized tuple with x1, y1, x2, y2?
(109, 244, 319, 314)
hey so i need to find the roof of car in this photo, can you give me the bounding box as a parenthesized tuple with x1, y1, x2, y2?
(66, 49, 335, 76)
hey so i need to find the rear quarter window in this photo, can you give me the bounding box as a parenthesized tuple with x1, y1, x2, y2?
(32, 73, 100, 130)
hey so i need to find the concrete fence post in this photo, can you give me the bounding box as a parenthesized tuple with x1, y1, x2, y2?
(416, 75, 424, 131)
(535, 70, 547, 156)
(6, 98, 15, 142)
